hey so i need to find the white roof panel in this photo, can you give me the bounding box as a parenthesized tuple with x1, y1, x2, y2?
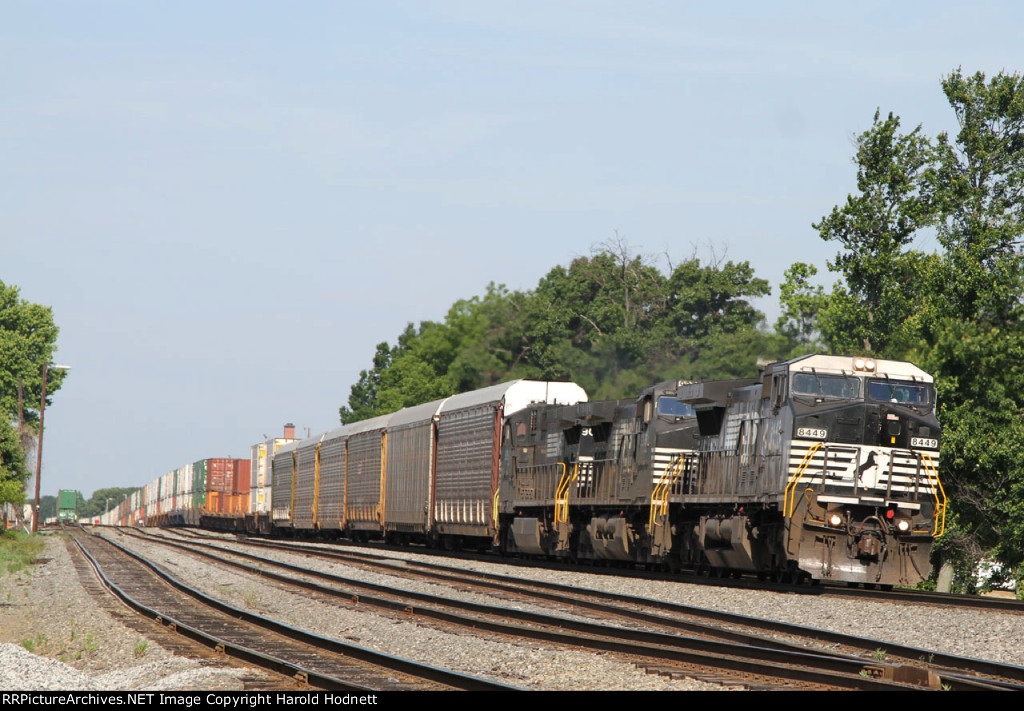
(439, 380, 587, 417)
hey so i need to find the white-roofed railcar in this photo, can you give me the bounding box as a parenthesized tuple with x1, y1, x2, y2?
(270, 379, 588, 547)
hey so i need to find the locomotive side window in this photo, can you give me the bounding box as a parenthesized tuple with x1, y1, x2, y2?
(772, 373, 787, 408)
(791, 373, 860, 400)
(657, 396, 694, 418)
(867, 379, 932, 406)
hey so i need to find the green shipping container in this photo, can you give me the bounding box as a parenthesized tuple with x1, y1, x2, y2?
(192, 459, 207, 509)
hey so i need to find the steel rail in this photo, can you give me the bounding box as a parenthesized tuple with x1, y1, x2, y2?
(140, 526, 1024, 688)
(114, 528, 967, 690)
(72, 529, 515, 691)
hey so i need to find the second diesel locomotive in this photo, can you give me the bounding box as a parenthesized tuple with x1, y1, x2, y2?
(500, 354, 945, 586)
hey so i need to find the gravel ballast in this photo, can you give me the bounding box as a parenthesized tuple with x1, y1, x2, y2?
(3, 529, 1022, 690)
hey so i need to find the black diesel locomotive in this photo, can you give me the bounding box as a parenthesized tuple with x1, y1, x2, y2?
(498, 354, 944, 586)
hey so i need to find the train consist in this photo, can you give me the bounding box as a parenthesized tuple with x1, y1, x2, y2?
(95, 354, 946, 587)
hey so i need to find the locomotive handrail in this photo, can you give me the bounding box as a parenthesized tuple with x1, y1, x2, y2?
(648, 454, 685, 530)
(553, 463, 571, 524)
(919, 451, 946, 536)
(784, 442, 823, 517)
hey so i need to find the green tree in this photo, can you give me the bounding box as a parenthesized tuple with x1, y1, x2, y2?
(339, 342, 392, 424)
(812, 69, 1024, 570)
(775, 262, 827, 355)
(0, 281, 65, 429)
(664, 256, 774, 381)
(0, 280, 64, 507)
(813, 110, 934, 356)
(920, 69, 1024, 567)
(339, 244, 780, 420)
(79, 487, 140, 520)
(0, 420, 28, 506)
(37, 494, 56, 522)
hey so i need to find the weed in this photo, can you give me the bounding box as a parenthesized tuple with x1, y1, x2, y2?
(0, 532, 44, 576)
(20, 632, 47, 654)
(873, 648, 886, 662)
(242, 586, 260, 608)
(133, 642, 148, 658)
(83, 632, 98, 654)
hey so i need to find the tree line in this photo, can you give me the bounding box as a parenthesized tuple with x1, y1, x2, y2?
(339, 240, 784, 424)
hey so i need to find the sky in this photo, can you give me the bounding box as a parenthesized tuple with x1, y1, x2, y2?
(3, 1, 1023, 499)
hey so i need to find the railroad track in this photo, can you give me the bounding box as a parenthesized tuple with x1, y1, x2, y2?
(168, 524, 1024, 613)
(68, 528, 514, 691)
(110, 526, 1021, 690)
(63, 536, 285, 690)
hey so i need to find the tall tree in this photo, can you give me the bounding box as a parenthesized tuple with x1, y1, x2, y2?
(813, 110, 934, 356)
(811, 69, 1024, 576)
(921, 69, 1024, 568)
(0, 280, 63, 506)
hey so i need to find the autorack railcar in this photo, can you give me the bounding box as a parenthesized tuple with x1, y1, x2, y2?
(270, 380, 588, 548)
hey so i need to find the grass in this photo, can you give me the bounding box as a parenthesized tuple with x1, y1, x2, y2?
(133, 641, 148, 658)
(0, 530, 44, 576)
(21, 632, 47, 653)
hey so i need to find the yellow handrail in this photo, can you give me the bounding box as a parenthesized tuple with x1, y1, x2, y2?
(784, 442, 823, 518)
(492, 488, 500, 530)
(312, 443, 322, 528)
(289, 450, 297, 525)
(554, 463, 573, 524)
(919, 451, 947, 536)
(649, 454, 685, 530)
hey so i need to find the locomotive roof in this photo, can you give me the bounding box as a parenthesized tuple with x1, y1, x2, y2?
(780, 354, 933, 382)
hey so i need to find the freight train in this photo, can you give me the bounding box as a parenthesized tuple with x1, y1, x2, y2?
(96, 354, 946, 587)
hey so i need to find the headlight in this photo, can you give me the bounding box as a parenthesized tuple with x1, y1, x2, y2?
(896, 518, 911, 533)
(853, 358, 877, 372)
(828, 513, 844, 527)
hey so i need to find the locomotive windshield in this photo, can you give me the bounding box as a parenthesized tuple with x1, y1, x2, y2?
(790, 372, 860, 400)
(866, 379, 932, 406)
(658, 396, 695, 418)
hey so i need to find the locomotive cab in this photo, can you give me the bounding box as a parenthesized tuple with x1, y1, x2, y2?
(780, 355, 945, 586)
